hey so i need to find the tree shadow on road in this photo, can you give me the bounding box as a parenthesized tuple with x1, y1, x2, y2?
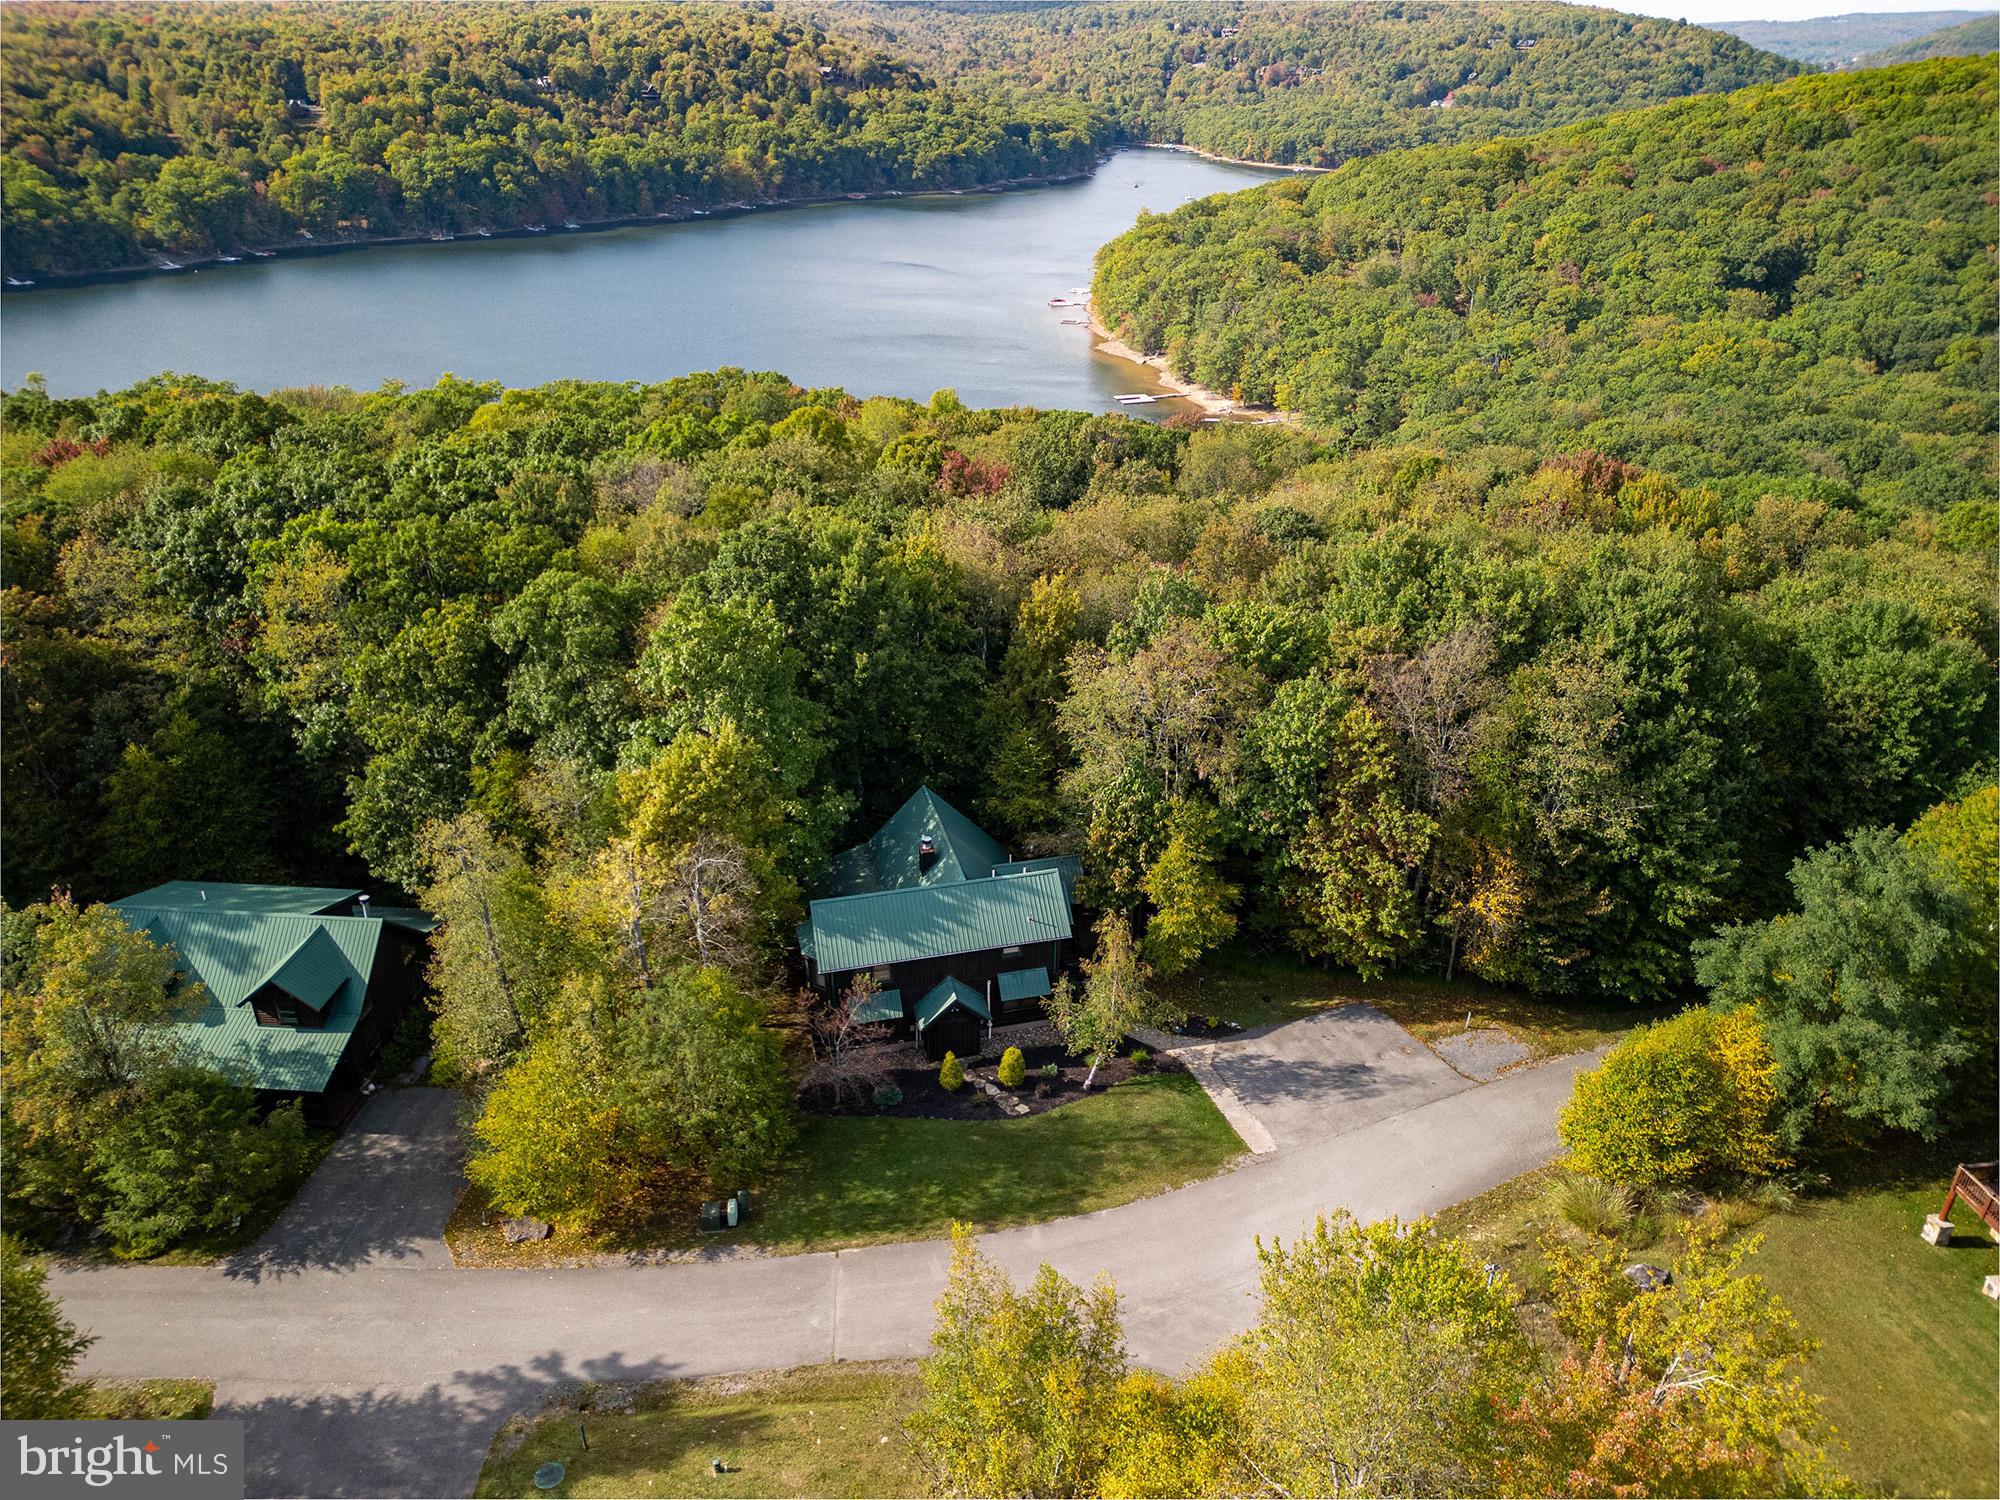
(219, 1349, 684, 1498)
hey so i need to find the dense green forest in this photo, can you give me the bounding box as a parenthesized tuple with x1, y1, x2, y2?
(5, 364, 1990, 1011)
(0, 1, 1110, 278)
(839, 1, 1797, 166)
(0, 1, 1798, 280)
(1093, 58, 1998, 512)
(1856, 14, 2000, 66)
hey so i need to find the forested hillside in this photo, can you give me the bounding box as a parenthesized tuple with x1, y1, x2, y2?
(1712, 9, 1990, 67)
(1093, 58, 1998, 510)
(1856, 14, 2000, 65)
(5, 367, 1990, 1011)
(0, 2, 1109, 278)
(840, 1, 1797, 165)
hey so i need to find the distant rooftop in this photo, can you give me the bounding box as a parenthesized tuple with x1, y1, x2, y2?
(114, 880, 361, 916)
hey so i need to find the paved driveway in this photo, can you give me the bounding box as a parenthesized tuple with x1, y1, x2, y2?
(1192, 1003, 1473, 1150)
(52, 1049, 1600, 1497)
(225, 1087, 465, 1282)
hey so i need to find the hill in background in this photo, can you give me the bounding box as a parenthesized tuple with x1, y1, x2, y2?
(1857, 13, 2000, 63)
(837, 1, 1797, 165)
(1091, 57, 1997, 511)
(1709, 9, 1994, 67)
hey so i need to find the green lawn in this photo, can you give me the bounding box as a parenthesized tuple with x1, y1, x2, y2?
(1161, 947, 1646, 1062)
(476, 1364, 924, 1498)
(77, 1380, 215, 1420)
(748, 1070, 1242, 1252)
(450, 1069, 1243, 1265)
(1438, 1149, 1999, 1498)
(1750, 1165, 1997, 1498)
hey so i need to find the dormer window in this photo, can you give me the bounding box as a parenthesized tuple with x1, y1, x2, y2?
(246, 926, 349, 1029)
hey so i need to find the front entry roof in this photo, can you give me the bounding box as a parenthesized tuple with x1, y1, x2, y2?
(916, 977, 990, 1029)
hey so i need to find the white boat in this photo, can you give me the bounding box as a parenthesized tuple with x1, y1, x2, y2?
(474, 228, 492, 238)
(1113, 394, 1158, 405)
(216, 255, 241, 263)
(1061, 317, 1088, 325)
(524, 223, 547, 232)
(689, 208, 709, 216)
(157, 258, 182, 270)
(297, 230, 314, 240)
(251, 249, 275, 258)
(562, 218, 581, 229)
(430, 230, 454, 241)
(5, 276, 32, 287)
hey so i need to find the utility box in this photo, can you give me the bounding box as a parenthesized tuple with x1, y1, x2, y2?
(1921, 1213, 1954, 1246)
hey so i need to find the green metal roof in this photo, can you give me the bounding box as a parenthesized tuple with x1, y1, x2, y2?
(265, 926, 351, 1011)
(991, 856, 1082, 906)
(997, 966, 1052, 1003)
(818, 786, 1009, 897)
(806, 866, 1071, 974)
(113, 881, 361, 915)
(917, 977, 990, 1029)
(853, 988, 903, 1024)
(109, 899, 385, 1092)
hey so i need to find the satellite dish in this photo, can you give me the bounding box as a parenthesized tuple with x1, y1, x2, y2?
(533, 1461, 566, 1490)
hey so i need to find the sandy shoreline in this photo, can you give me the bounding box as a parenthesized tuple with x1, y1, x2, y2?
(1088, 310, 1300, 425)
(1141, 140, 1332, 174)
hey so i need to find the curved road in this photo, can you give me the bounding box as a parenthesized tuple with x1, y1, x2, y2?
(50, 1034, 1594, 1498)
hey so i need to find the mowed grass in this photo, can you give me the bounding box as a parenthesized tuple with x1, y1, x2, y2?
(1161, 947, 1646, 1062)
(448, 1070, 1242, 1264)
(749, 1071, 1242, 1252)
(1749, 1166, 1997, 1498)
(475, 1364, 924, 1499)
(77, 1379, 215, 1420)
(1439, 1148, 1999, 1499)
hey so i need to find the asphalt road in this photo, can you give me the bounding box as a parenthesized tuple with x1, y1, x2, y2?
(50, 1047, 1594, 1498)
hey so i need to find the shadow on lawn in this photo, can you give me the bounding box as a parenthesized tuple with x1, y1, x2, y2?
(221, 1349, 685, 1499)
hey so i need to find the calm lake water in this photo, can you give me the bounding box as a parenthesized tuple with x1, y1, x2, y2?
(0, 148, 1285, 412)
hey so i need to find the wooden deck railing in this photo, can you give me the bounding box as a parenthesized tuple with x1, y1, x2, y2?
(1942, 1161, 2000, 1232)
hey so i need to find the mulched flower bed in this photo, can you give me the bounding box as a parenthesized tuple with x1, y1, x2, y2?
(1164, 1013, 1246, 1041)
(807, 1040, 1175, 1121)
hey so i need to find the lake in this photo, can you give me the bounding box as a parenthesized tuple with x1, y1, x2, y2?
(0, 148, 1286, 412)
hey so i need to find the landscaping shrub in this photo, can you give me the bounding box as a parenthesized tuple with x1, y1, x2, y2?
(872, 1083, 903, 1112)
(997, 1046, 1025, 1090)
(939, 1052, 965, 1092)
(1129, 1047, 1152, 1073)
(1040, 1062, 1061, 1079)
(1558, 1007, 1784, 1187)
(1544, 1173, 1635, 1239)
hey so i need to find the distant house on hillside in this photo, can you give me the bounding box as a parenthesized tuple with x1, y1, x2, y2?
(109, 882, 433, 1111)
(797, 787, 1080, 1060)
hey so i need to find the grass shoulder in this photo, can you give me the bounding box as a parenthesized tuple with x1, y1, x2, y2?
(1438, 1143, 1999, 1499)
(76, 1379, 216, 1421)
(1160, 947, 1646, 1064)
(475, 1363, 924, 1499)
(449, 1068, 1242, 1265)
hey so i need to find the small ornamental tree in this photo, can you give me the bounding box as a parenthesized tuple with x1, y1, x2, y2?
(939, 1051, 965, 1092)
(996, 1046, 1026, 1090)
(800, 974, 899, 1109)
(1047, 913, 1169, 1088)
(1558, 1006, 1784, 1186)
